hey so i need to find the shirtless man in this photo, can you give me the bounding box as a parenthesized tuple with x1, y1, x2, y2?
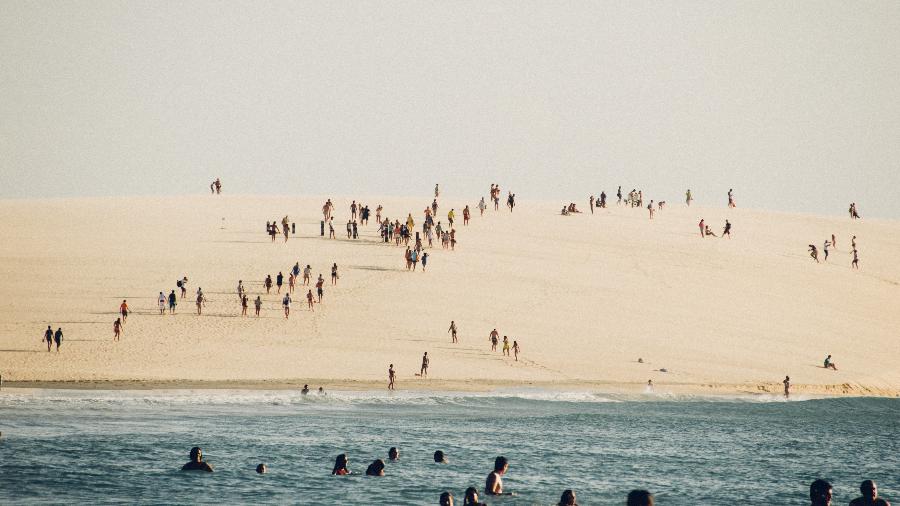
(490, 329, 499, 351)
(783, 375, 790, 398)
(485, 456, 512, 496)
(388, 364, 396, 390)
(44, 325, 53, 352)
(306, 290, 315, 311)
(849, 480, 891, 506)
(420, 352, 429, 377)
(120, 300, 129, 323)
(114, 318, 122, 341)
(181, 447, 213, 472)
(824, 354, 837, 371)
(448, 321, 458, 343)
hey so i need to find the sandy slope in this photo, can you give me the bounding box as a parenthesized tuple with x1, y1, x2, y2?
(0, 194, 897, 396)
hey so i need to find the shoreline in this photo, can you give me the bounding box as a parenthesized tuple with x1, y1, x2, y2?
(3, 379, 898, 398)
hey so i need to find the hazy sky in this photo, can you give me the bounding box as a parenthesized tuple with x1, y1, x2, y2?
(2, 1, 899, 217)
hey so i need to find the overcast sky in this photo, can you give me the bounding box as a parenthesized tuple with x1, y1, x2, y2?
(2, 1, 899, 217)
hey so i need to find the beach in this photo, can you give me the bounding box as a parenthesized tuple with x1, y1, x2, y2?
(0, 194, 897, 397)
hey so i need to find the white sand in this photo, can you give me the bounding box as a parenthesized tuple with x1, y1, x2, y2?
(0, 195, 897, 396)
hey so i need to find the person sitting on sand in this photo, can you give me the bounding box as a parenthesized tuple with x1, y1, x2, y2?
(558, 489, 578, 506)
(810, 479, 832, 506)
(365, 459, 385, 476)
(464, 487, 485, 506)
(849, 480, 891, 506)
(704, 225, 717, 237)
(485, 456, 511, 496)
(331, 454, 350, 475)
(627, 490, 654, 506)
(824, 354, 837, 371)
(181, 447, 213, 472)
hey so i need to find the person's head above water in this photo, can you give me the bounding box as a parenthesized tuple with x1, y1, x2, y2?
(189, 447, 202, 462)
(859, 480, 878, 501)
(627, 489, 654, 506)
(439, 491, 454, 506)
(493, 456, 508, 473)
(365, 459, 385, 476)
(332, 453, 348, 474)
(558, 489, 577, 505)
(464, 487, 480, 505)
(434, 450, 447, 463)
(388, 447, 399, 461)
(256, 463, 267, 474)
(810, 479, 832, 506)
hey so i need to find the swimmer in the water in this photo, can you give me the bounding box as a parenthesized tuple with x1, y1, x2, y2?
(388, 447, 399, 461)
(627, 490, 654, 506)
(256, 463, 267, 474)
(434, 450, 447, 464)
(558, 489, 578, 506)
(809, 479, 832, 506)
(365, 459, 385, 476)
(331, 454, 350, 475)
(440, 491, 454, 506)
(464, 487, 485, 506)
(181, 447, 213, 472)
(318, 387, 326, 395)
(485, 456, 512, 496)
(849, 479, 890, 506)
(301, 384, 309, 395)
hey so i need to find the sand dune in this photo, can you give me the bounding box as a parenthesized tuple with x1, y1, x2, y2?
(0, 194, 897, 396)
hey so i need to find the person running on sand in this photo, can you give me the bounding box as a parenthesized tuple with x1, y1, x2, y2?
(254, 295, 262, 317)
(485, 456, 512, 496)
(783, 375, 790, 398)
(809, 245, 819, 263)
(512, 340, 520, 361)
(114, 318, 122, 341)
(120, 300, 129, 322)
(852, 248, 860, 269)
(824, 354, 837, 370)
(43, 325, 53, 352)
(316, 275, 324, 302)
(331, 263, 339, 285)
(420, 352, 429, 377)
(265, 275, 273, 294)
(723, 220, 732, 238)
(448, 321, 458, 343)
(698, 219, 705, 238)
(388, 364, 395, 390)
(158, 292, 166, 314)
(490, 329, 499, 351)
(241, 294, 248, 316)
(502, 336, 510, 356)
(823, 240, 831, 261)
(53, 327, 63, 352)
(282, 293, 291, 318)
(196, 291, 204, 315)
(168, 290, 177, 314)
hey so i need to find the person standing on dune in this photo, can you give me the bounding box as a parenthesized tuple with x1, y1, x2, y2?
(490, 329, 499, 351)
(254, 295, 262, 317)
(698, 219, 705, 238)
(686, 189, 693, 206)
(388, 364, 395, 390)
(420, 352, 429, 377)
(448, 321, 458, 343)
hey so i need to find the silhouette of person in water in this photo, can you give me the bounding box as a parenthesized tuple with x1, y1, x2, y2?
(181, 447, 213, 472)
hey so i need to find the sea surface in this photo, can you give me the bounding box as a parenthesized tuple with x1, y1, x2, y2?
(0, 389, 897, 505)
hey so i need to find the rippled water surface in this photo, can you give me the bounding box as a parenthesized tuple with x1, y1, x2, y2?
(0, 389, 897, 505)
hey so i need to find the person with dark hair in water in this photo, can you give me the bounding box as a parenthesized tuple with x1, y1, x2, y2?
(181, 447, 213, 472)
(256, 463, 267, 474)
(463, 487, 485, 506)
(810, 479, 832, 506)
(485, 456, 512, 496)
(440, 491, 454, 506)
(433, 450, 447, 464)
(365, 459, 386, 476)
(849, 480, 891, 506)
(627, 490, 654, 506)
(558, 489, 578, 505)
(331, 454, 350, 475)
(388, 447, 399, 461)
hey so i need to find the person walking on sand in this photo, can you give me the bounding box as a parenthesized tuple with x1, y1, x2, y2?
(114, 318, 122, 341)
(783, 375, 790, 398)
(265, 274, 273, 294)
(823, 239, 831, 261)
(686, 189, 693, 206)
(168, 290, 177, 314)
(53, 327, 63, 352)
(306, 289, 315, 311)
(698, 219, 705, 238)
(282, 293, 292, 319)
(723, 220, 732, 238)
(435, 183, 440, 198)
(502, 336, 510, 356)
(276, 272, 284, 293)
(331, 263, 339, 285)
(315, 275, 324, 303)
(179, 277, 188, 299)
(196, 291, 204, 315)
(158, 291, 167, 315)
(254, 295, 262, 317)
(120, 300, 129, 323)
(617, 186, 623, 205)
(303, 265, 312, 286)
(463, 205, 470, 225)
(852, 248, 860, 269)
(288, 272, 296, 293)
(648, 200, 655, 219)
(241, 294, 248, 317)
(328, 218, 335, 239)
(448, 321, 458, 343)
(512, 340, 520, 361)
(388, 364, 396, 390)
(478, 197, 486, 216)
(421, 252, 429, 272)
(44, 325, 53, 352)
(420, 352, 429, 377)
(808, 244, 819, 263)
(590, 195, 595, 214)
(728, 188, 736, 208)
(490, 329, 499, 351)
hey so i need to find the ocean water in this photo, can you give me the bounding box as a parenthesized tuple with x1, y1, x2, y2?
(0, 389, 897, 505)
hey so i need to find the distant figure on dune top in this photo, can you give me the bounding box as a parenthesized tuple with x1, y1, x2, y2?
(181, 447, 213, 472)
(728, 188, 736, 208)
(686, 189, 693, 206)
(849, 202, 860, 219)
